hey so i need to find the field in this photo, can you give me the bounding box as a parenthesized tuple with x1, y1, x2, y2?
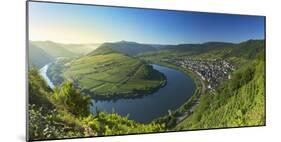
(49, 47, 166, 98)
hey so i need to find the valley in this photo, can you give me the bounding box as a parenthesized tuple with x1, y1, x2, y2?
(29, 39, 265, 139)
(27, 4, 265, 140)
(28, 41, 100, 68)
(47, 46, 167, 99)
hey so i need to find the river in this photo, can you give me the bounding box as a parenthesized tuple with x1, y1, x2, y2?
(39, 64, 55, 89)
(39, 64, 196, 123)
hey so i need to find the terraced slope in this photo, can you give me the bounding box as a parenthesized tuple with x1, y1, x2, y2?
(51, 47, 166, 99)
(174, 53, 265, 130)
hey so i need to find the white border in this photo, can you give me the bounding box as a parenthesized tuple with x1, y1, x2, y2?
(1, 0, 280, 142)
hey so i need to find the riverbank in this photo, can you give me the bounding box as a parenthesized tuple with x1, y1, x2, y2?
(142, 60, 206, 128)
(81, 75, 167, 100)
(91, 64, 196, 123)
(46, 57, 168, 100)
(40, 62, 197, 123)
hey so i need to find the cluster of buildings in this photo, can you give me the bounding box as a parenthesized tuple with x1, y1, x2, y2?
(162, 57, 235, 91)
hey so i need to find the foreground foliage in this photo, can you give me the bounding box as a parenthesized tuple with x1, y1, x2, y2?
(28, 68, 165, 140)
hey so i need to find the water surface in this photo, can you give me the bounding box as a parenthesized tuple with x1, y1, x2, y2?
(91, 64, 196, 123)
(40, 64, 196, 123)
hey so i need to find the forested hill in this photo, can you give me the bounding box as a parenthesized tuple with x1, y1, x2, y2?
(138, 39, 264, 66)
(230, 40, 265, 59)
(97, 41, 157, 56)
(163, 40, 264, 57)
(87, 45, 116, 56)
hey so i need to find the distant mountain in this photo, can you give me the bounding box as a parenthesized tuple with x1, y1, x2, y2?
(148, 44, 170, 49)
(164, 41, 235, 54)
(87, 45, 116, 56)
(159, 40, 264, 59)
(31, 41, 100, 56)
(202, 42, 236, 47)
(31, 41, 78, 58)
(137, 39, 264, 66)
(98, 41, 157, 56)
(59, 43, 100, 55)
(29, 43, 54, 68)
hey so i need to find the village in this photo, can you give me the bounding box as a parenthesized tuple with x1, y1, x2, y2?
(162, 57, 236, 91)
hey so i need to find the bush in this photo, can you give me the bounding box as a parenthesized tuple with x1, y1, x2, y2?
(52, 81, 92, 117)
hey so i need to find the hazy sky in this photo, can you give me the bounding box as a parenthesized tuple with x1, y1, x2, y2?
(29, 1, 265, 44)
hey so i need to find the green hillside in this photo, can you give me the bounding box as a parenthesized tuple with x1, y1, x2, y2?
(49, 46, 166, 99)
(162, 42, 235, 56)
(174, 53, 265, 130)
(137, 39, 265, 129)
(139, 40, 264, 65)
(28, 68, 164, 141)
(230, 40, 265, 59)
(28, 39, 265, 140)
(29, 43, 54, 68)
(99, 41, 157, 56)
